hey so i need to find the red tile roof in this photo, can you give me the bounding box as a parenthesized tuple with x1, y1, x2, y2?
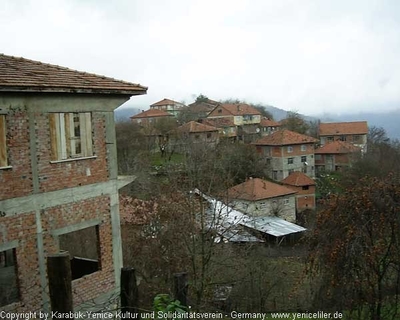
(212, 103, 261, 116)
(0, 54, 147, 95)
(260, 118, 281, 127)
(319, 121, 368, 136)
(186, 102, 216, 114)
(130, 109, 173, 119)
(281, 172, 316, 186)
(227, 178, 296, 201)
(253, 129, 317, 146)
(315, 140, 362, 154)
(151, 98, 183, 107)
(176, 121, 218, 133)
(202, 118, 236, 128)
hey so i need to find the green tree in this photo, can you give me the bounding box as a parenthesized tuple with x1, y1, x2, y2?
(281, 111, 310, 134)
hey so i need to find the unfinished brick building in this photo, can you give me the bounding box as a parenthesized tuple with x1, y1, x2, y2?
(0, 54, 147, 311)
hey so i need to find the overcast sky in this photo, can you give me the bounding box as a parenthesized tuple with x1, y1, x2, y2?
(1, 0, 400, 115)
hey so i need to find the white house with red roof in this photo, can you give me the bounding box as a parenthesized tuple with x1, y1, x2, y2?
(225, 177, 297, 222)
(207, 103, 262, 126)
(150, 98, 186, 117)
(130, 108, 173, 126)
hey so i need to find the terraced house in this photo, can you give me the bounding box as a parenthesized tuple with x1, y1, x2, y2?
(0, 54, 147, 311)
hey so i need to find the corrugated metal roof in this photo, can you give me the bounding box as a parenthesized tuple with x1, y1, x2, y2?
(241, 216, 306, 237)
(196, 189, 306, 240)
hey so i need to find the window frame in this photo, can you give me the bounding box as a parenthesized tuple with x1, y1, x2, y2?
(287, 157, 294, 164)
(287, 146, 293, 153)
(0, 115, 9, 168)
(49, 112, 94, 162)
(301, 156, 307, 163)
(55, 222, 102, 281)
(301, 144, 307, 151)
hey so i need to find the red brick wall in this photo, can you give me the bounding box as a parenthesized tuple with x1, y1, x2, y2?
(0, 111, 109, 199)
(43, 195, 114, 306)
(37, 112, 109, 192)
(282, 143, 314, 157)
(0, 111, 33, 200)
(335, 154, 349, 164)
(0, 212, 42, 311)
(2, 195, 115, 312)
(297, 194, 315, 210)
(285, 185, 316, 210)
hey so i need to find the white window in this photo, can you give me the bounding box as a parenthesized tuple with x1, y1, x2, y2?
(50, 113, 93, 161)
(0, 115, 8, 167)
(301, 145, 307, 151)
(283, 199, 290, 205)
(301, 156, 307, 162)
(287, 146, 293, 153)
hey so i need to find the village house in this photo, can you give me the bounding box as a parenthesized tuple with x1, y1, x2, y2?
(183, 98, 220, 120)
(149, 98, 186, 117)
(318, 121, 368, 152)
(207, 103, 262, 142)
(225, 177, 297, 222)
(202, 118, 238, 140)
(253, 129, 318, 181)
(169, 121, 219, 152)
(314, 140, 362, 174)
(130, 108, 173, 126)
(281, 171, 316, 212)
(0, 54, 147, 312)
(207, 103, 261, 126)
(259, 117, 281, 136)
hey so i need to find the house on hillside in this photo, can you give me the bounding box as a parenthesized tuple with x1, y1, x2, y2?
(207, 103, 261, 126)
(0, 54, 147, 312)
(318, 121, 368, 152)
(202, 118, 238, 140)
(253, 129, 318, 181)
(281, 172, 316, 212)
(183, 98, 220, 120)
(169, 121, 219, 152)
(150, 98, 186, 117)
(225, 178, 297, 222)
(207, 103, 262, 141)
(199, 191, 306, 244)
(259, 117, 281, 136)
(315, 140, 362, 174)
(130, 108, 173, 126)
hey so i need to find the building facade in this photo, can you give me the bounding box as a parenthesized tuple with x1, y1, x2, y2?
(0, 54, 147, 312)
(314, 140, 362, 174)
(254, 129, 317, 181)
(150, 98, 186, 117)
(226, 178, 297, 222)
(318, 121, 368, 152)
(281, 172, 316, 212)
